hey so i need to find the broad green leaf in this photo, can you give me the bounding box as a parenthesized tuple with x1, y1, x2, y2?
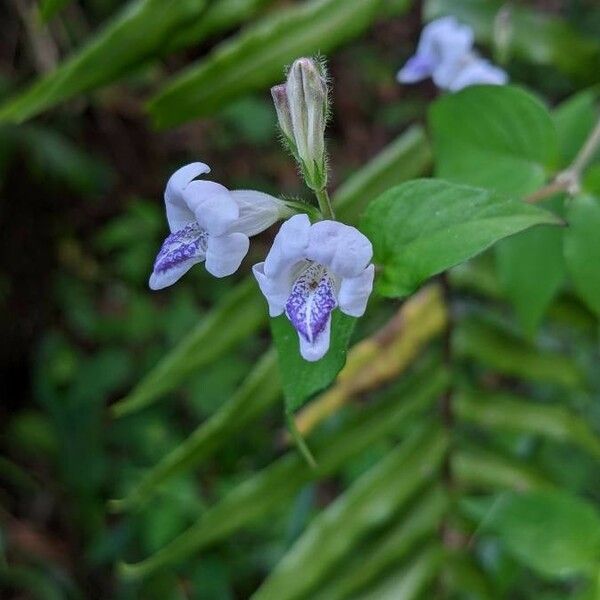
(271, 313, 356, 412)
(361, 179, 561, 298)
(112, 278, 266, 417)
(553, 88, 600, 167)
(314, 486, 447, 600)
(0, 0, 207, 124)
(148, 0, 382, 127)
(111, 351, 280, 511)
(252, 427, 448, 600)
(355, 545, 444, 600)
(453, 448, 554, 492)
(425, 0, 600, 83)
(456, 390, 600, 460)
(473, 490, 600, 579)
(39, 0, 72, 22)
(429, 85, 557, 196)
(334, 125, 433, 223)
(119, 364, 448, 578)
(495, 197, 566, 334)
(455, 316, 584, 389)
(564, 195, 600, 316)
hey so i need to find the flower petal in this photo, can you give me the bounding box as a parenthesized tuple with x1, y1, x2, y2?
(230, 190, 290, 237)
(305, 220, 372, 278)
(397, 55, 434, 83)
(149, 223, 207, 290)
(447, 59, 508, 91)
(418, 16, 474, 69)
(285, 263, 337, 345)
(205, 232, 249, 278)
(165, 162, 211, 232)
(298, 313, 332, 362)
(253, 262, 291, 317)
(338, 264, 375, 317)
(263, 213, 311, 279)
(184, 180, 239, 236)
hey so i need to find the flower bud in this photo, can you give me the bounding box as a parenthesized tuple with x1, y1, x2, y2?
(271, 84, 295, 150)
(273, 57, 328, 191)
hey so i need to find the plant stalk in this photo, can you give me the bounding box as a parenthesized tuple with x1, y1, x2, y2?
(526, 114, 600, 204)
(315, 187, 335, 220)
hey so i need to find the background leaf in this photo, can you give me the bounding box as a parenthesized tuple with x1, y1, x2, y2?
(564, 194, 600, 316)
(553, 88, 600, 167)
(471, 490, 600, 579)
(429, 85, 557, 196)
(271, 312, 356, 412)
(0, 0, 207, 123)
(148, 0, 382, 127)
(362, 179, 561, 298)
(495, 197, 566, 334)
(39, 0, 72, 22)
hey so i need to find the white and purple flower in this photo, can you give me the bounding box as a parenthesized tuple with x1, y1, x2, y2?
(149, 162, 291, 290)
(397, 16, 507, 91)
(253, 214, 374, 362)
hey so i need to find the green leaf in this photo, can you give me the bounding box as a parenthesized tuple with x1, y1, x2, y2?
(553, 88, 600, 167)
(0, 0, 207, 124)
(252, 427, 449, 600)
(456, 389, 600, 460)
(354, 545, 444, 600)
(455, 316, 584, 389)
(473, 490, 600, 579)
(110, 351, 280, 511)
(119, 363, 448, 578)
(112, 278, 266, 417)
(271, 312, 356, 412)
(361, 179, 561, 298)
(314, 486, 447, 600)
(39, 0, 72, 22)
(334, 125, 433, 223)
(495, 197, 566, 334)
(165, 0, 275, 53)
(148, 0, 382, 127)
(453, 448, 554, 492)
(429, 85, 557, 196)
(425, 0, 600, 84)
(564, 195, 600, 316)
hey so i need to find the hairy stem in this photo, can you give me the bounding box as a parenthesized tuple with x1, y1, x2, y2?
(315, 187, 335, 220)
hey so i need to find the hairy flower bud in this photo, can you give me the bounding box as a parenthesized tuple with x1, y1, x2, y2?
(273, 57, 329, 191)
(271, 84, 295, 148)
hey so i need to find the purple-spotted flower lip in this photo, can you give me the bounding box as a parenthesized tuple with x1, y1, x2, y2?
(253, 214, 375, 362)
(149, 162, 291, 290)
(397, 16, 508, 91)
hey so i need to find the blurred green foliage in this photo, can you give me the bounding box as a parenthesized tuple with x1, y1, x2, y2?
(1, 0, 600, 599)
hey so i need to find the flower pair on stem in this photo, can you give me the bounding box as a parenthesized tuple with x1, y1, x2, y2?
(149, 58, 374, 362)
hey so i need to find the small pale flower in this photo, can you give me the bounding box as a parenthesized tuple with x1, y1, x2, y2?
(150, 163, 290, 290)
(446, 56, 508, 91)
(253, 214, 374, 362)
(397, 16, 508, 91)
(397, 16, 474, 86)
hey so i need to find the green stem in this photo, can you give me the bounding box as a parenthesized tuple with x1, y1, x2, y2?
(315, 187, 335, 220)
(286, 410, 317, 470)
(526, 114, 600, 204)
